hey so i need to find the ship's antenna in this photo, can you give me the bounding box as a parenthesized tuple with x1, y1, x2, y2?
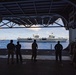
(51, 32, 53, 35)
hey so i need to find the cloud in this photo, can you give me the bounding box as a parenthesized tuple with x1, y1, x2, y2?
(28, 25, 41, 31)
(28, 28, 41, 31)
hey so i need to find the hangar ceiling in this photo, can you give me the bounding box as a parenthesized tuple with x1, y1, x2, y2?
(0, 0, 76, 29)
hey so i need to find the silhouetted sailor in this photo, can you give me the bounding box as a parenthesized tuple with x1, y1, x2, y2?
(7, 40, 15, 64)
(15, 41, 22, 64)
(31, 40, 38, 61)
(54, 41, 63, 62)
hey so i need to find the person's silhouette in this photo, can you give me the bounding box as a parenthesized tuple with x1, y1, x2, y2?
(31, 40, 38, 61)
(15, 41, 22, 64)
(7, 40, 15, 64)
(54, 41, 63, 62)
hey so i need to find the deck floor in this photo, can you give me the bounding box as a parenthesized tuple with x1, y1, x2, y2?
(0, 50, 76, 75)
(0, 58, 76, 75)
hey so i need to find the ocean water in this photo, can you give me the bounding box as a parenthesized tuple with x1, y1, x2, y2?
(0, 40, 69, 50)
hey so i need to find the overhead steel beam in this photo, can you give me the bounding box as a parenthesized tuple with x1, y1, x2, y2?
(49, 0, 53, 14)
(27, 19, 33, 25)
(0, 25, 65, 29)
(16, 2, 26, 15)
(20, 19, 28, 25)
(1, 4, 14, 15)
(33, 1, 37, 15)
(66, 1, 76, 8)
(0, 21, 10, 27)
(47, 17, 52, 25)
(1, 22, 12, 28)
(34, 19, 38, 24)
(54, 21, 64, 27)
